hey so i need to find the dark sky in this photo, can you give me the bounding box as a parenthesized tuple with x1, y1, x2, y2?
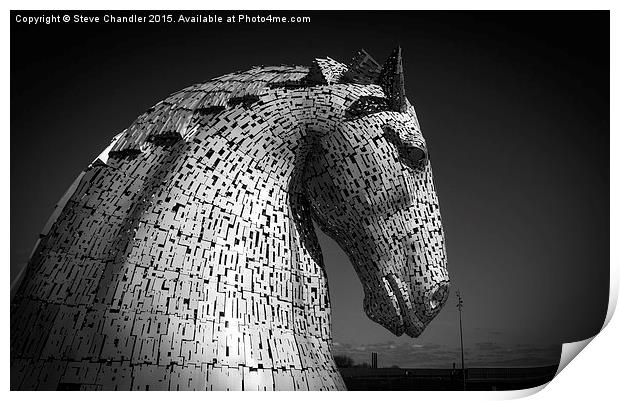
(10, 11, 609, 368)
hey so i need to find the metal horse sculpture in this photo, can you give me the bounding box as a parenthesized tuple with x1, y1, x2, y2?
(11, 47, 449, 390)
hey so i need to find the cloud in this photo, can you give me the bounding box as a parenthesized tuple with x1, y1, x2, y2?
(333, 341, 561, 368)
(474, 341, 503, 351)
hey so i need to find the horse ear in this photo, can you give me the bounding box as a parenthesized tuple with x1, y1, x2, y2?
(307, 57, 348, 84)
(340, 49, 381, 84)
(376, 46, 407, 112)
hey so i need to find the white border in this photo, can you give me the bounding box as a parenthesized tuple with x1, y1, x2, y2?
(0, 0, 618, 10)
(2, 2, 617, 400)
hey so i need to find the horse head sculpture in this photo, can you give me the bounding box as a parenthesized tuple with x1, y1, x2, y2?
(304, 47, 449, 338)
(11, 47, 449, 391)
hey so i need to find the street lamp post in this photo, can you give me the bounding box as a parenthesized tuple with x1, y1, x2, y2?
(456, 290, 466, 391)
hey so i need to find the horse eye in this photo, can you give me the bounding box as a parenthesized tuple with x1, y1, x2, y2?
(345, 96, 391, 120)
(406, 147, 427, 170)
(383, 125, 428, 170)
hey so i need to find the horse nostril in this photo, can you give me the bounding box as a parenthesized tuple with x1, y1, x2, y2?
(429, 282, 449, 311)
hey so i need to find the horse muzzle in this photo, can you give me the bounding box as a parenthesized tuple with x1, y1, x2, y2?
(382, 273, 450, 338)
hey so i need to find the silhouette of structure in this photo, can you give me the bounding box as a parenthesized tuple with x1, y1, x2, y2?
(457, 290, 466, 390)
(339, 366, 558, 391)
(11, 47, 449, 390)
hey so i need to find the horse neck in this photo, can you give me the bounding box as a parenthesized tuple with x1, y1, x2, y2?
(11, 86, 346, 390)
(204, 100, 334, 359)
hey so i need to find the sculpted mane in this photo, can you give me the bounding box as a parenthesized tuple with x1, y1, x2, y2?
(109, 65, 311, 155)
(108, 50, 385, 157)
